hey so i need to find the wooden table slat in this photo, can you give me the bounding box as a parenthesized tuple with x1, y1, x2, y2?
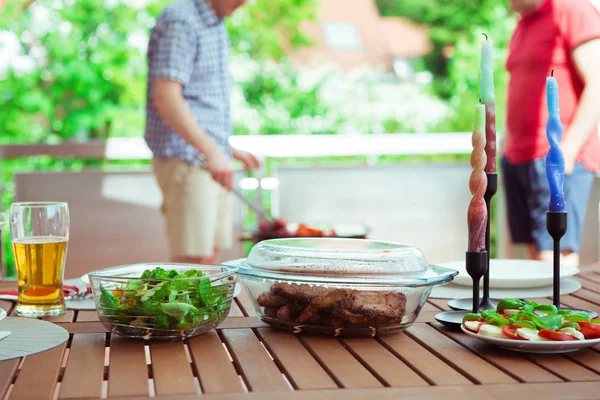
(406, 324, 517, 384)
(59, 333, 106, 399)
(0, 359, 19, 399)
(0, 301, 14, 315)
(414, 311, 437, 323)
(236, 289, 257, 317)
(97, 381, 600, 400)
(219, 317, 268, 330)
(525, 353, 600, 381)
(108, 336, 149, 398)
(10, 343, 66, 400)
(577, 277, 600, 293)
(229, 299, 245, 317)
(560, 295, 600, 313)
(340, 337, 429, 388)
(570, 288, 600, 307)
(148, 341, 197, 396)
(564, 348, 600, 374)
(75, 310, 100, 322)
(257, 328, 338, 390)
(426, 298, 452, 311)
(378, 331, 472, 386)
(220, 328, 290, 392)
(437, 324, 563, 383)
(187, 330, 244, 394)
(43, 311, 75, 323)
(578, 271, 600, 285)
(300, 336, 382, 389)
(58, 317, 270, 335)
(421, 302, 442, 312)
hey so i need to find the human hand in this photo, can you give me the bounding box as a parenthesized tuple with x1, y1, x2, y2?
(205, 150, 234, 191)
(559, 142, 578, 175)
(232, 149, 261, 171)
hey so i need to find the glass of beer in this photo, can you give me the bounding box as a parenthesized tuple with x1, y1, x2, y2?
(10, 202, 69, 317)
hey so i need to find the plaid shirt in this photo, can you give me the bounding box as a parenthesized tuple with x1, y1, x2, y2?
(144, 0, 231, 165)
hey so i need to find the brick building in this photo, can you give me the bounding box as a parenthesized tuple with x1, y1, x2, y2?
(291, 0, 432, 72)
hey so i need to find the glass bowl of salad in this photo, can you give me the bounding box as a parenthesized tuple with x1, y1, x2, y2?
(88, 263, 238, 340)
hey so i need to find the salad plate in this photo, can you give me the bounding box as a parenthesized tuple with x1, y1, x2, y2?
(444, 259, 579, 289)
(461, 325, 600, 353)
(460, 298, 600, 353)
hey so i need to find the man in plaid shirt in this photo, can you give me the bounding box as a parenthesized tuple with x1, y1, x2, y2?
(145, 0, 259, 264)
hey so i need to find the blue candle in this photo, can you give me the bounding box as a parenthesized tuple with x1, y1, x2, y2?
(545, 73, 566, 212)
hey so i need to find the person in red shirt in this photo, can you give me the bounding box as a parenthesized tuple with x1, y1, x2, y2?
(504, 0, 600, 266)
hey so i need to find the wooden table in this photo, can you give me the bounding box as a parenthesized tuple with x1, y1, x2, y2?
(1, 268, 600, 400)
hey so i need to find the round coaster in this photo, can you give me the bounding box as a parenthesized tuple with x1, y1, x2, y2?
(0, 317, 69, 361)
(434, 311, 470, 329)
(447, 297, 501, 311)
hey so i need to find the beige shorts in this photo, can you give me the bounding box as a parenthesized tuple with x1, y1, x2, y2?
(152, 158, 232, 258)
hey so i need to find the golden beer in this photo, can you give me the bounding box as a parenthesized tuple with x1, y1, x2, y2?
(12, 236, 68, 316)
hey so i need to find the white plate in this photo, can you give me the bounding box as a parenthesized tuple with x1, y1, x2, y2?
(461, 325, 600, 353)
(443, 259, 579, 289)
(430, 278, 581, 300)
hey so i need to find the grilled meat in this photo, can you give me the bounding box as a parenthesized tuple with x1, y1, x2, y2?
(271, 282, 330, 305)
(276, 304, 303, 321)
(259, 284, 406, 328)
(257, 293, 287, 308)
(296, 289, 352, 323)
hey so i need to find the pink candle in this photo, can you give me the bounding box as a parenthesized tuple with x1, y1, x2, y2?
(468, 104, 488, 252)
(484, 103, 497, 174)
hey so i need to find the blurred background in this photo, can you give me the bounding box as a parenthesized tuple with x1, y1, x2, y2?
(0, 0, 598, 278)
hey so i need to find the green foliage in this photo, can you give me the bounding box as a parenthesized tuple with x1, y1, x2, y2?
(227, 0, 317, 61)
(232, 60, 341, 135)
(0, 0, 318, 143)
(376, 0, 510, 44)
(0, 0, 35, 26)
(375, 0, 517, 133)
(0, 0, 159, 143)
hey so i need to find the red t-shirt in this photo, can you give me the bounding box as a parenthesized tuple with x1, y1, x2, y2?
(505, 0, 600, 172)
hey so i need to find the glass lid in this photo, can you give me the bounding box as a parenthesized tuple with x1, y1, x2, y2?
(236, 238, 457, 286)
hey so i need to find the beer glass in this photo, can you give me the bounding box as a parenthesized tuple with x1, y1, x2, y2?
(10, 202, 69, 317)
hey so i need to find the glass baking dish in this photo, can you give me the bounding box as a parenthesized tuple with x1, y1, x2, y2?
(224, 238, 457, 337)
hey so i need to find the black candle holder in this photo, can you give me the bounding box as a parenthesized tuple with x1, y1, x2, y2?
(435, 251, 488, 328)
(545, 211, 597, 318)
(480, 173, 499, 310)
(466, 251, 489, 313)
(546, 211, 567, 308)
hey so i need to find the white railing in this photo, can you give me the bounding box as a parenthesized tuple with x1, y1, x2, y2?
(0, 133, 473, 160)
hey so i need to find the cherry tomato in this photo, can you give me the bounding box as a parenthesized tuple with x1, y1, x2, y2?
(502, 324, 526, 340)
(538, 329, 578, 341)
(577, 322, 600, 339)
